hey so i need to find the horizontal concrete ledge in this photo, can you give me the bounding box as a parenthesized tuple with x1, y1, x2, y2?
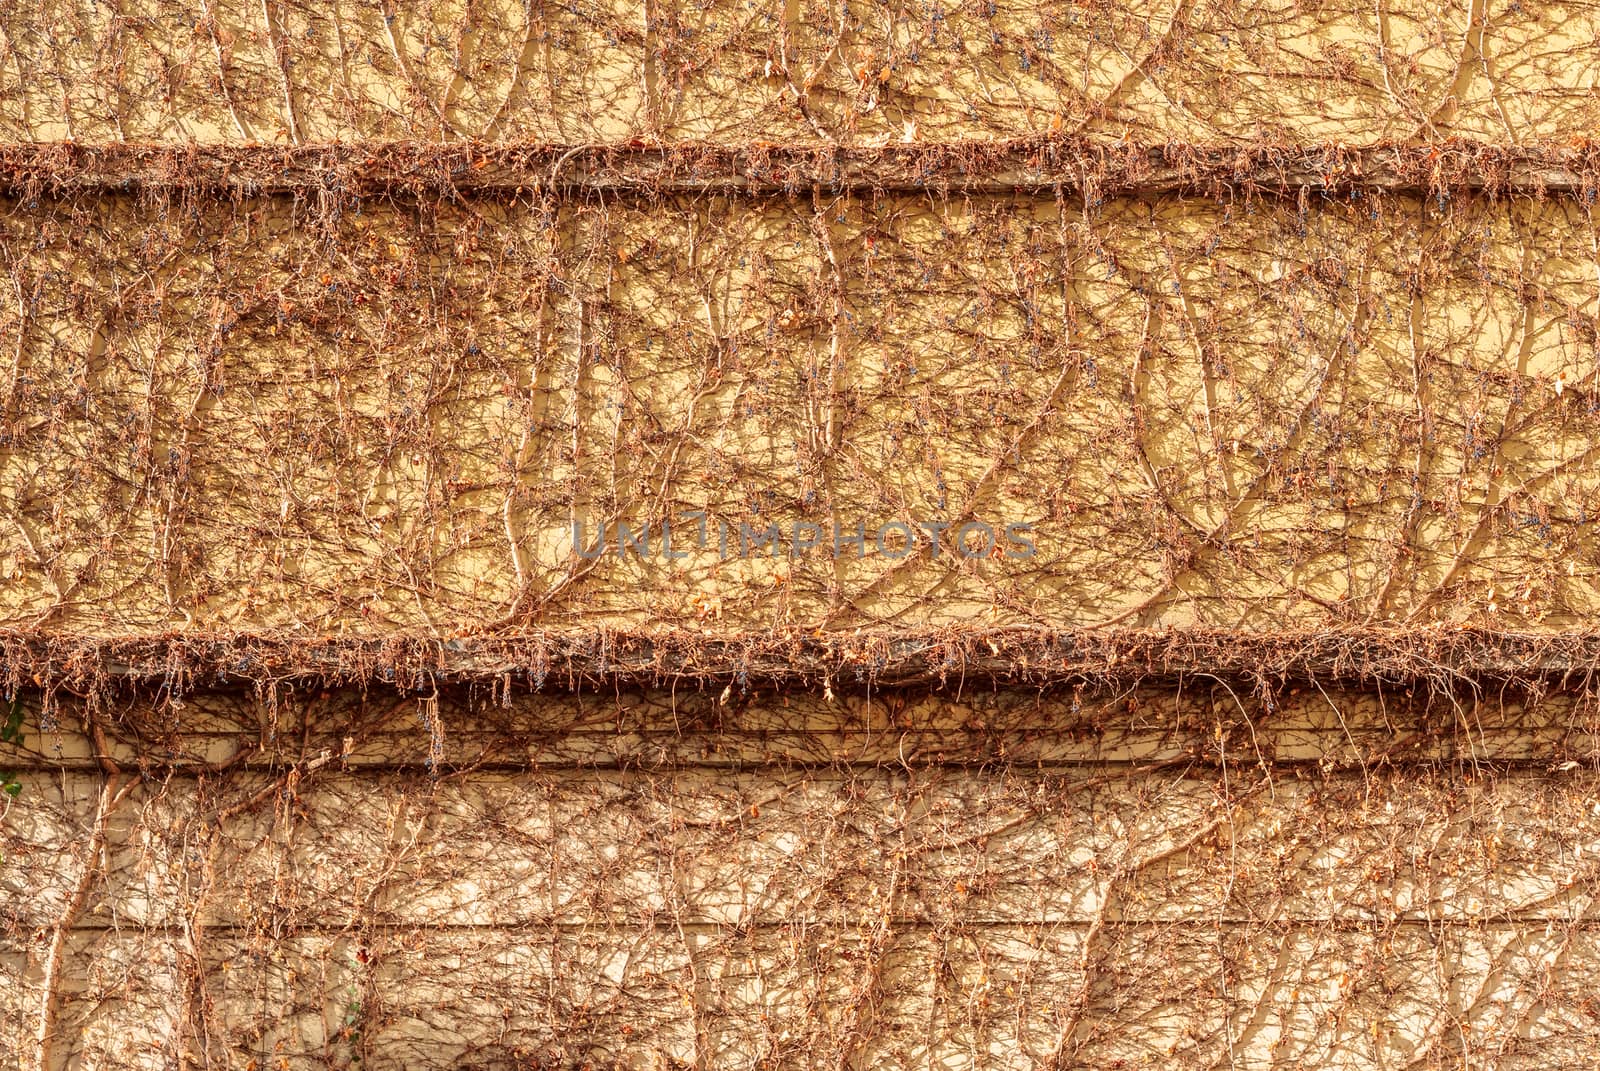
(3, 627, 1600, 697)
(0, 140, 1597, 198)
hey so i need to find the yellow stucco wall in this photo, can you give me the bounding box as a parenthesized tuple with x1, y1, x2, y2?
(4, 188, 1600, 635)
(4, 1, 1600, 1068)
(2, 0, 1598, 146)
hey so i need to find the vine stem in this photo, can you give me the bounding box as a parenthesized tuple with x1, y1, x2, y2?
(33, 772, 136, 1071)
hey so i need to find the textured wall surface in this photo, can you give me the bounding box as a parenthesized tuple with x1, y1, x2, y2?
(4, 0, 1600, 1067)
(1, 0, 1598, 145)
(4, 187, 1600, 635)
(5, 686, 1600, 1069)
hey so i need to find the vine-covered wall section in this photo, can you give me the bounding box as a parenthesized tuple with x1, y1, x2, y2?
(2, 0, 1597, 146)
(5, 685, 1600, 1068)
(5, 0, 1600, 1068)
(5, 183, 1600, 642)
